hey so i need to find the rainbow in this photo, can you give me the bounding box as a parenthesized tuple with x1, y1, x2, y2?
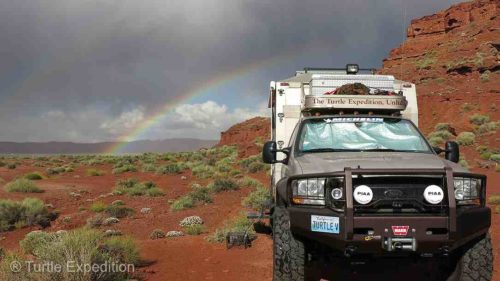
(105, 48, 309, 154)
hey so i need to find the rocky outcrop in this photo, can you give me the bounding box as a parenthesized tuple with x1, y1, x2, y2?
(218, 117, 270, 157)
(381, 0, 498, 80)
(379, 0, 499, 136)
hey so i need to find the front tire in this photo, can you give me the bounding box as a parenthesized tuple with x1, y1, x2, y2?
(448, 234, 493, 281)
(273, 207, 306, 281)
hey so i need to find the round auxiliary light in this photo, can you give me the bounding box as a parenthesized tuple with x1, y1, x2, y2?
(353, 185, 373, 205)
(423, 185, 444, 204)
(331, 188, 343, 200)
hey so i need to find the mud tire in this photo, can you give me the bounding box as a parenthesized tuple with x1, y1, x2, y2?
(447, 234, 493, 281)
(273, 207, 306, 281)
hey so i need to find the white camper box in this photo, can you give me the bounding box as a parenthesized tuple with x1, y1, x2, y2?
(268, 67, 418, 186)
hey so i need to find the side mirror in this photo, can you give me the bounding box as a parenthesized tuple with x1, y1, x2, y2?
(262, 141, 277, 164)
(445, 141, 460, 163)
(262, 141, 289, 164)
(433, 147, 444, 154)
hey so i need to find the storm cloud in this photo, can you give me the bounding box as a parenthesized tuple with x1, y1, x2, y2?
(0, 0, 462, 142)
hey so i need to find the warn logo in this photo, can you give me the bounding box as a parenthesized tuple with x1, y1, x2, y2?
(392, 226, 409, 236)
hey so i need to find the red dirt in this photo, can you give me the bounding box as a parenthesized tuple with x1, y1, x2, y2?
(0, 1, 499, 281)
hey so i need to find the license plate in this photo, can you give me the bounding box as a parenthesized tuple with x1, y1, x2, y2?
(311, 215, 340, 234)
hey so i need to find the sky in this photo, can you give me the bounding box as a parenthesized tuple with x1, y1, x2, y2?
(0, 0, 462, 142)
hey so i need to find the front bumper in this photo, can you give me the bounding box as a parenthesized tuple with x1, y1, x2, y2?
(289, 206, 490, 255)
(281, 167, 490, 255)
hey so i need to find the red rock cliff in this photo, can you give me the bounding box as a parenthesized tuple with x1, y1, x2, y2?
(218, 117, 270, 157)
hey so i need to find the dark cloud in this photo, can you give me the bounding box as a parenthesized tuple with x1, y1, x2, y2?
(0, 0, 462, 141)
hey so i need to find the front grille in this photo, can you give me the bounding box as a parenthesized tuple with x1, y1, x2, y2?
(352, 176, 448, 216)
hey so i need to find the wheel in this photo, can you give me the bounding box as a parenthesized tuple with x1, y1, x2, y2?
(447, 234, 493, 281)
(273, 206, 306, 281)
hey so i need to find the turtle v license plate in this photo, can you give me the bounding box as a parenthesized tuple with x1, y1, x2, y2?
(311, 215, 340, 234)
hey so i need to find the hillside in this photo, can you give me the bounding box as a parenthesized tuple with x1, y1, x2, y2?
(218, 117, 270, 157)
(379, 0, 499, 169)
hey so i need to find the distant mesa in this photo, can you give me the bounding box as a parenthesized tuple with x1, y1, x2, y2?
(0, 138, 217, 154)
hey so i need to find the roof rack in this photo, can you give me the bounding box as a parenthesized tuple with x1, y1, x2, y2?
(304, 66, 376, 74)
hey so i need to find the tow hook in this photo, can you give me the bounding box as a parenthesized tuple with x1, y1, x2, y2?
(440, 246, 450, 256)
(344, 245, 357, 257)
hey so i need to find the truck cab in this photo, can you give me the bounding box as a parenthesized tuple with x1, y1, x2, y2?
(263, 65, 492, 281)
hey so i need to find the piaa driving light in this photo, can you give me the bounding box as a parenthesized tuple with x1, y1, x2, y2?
(423, 185, 444, 204)
(292, 178, 326, 205)
(454, 177, 481, 205)
(353, 185, 373, 205)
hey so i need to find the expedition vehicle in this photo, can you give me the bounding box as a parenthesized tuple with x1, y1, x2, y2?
(262, 65, 492, 281)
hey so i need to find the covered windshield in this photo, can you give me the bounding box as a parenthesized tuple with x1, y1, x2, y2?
(298, 117, 431, 153)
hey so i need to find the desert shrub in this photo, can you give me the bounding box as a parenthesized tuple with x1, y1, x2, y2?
(141, 163, 156, 172)
(415, 51, 436, 70)
(24, 172, 43, 180)
(210, 178, 239, 193)
(459, 158, 470, 169)
(239, 177, 264, 188)
(428, 136, 444, 146)
(496, 164, 500, 172)
(490, 154, 500, 163)
(105, 235, 140, 265)
(0, 253, 31, 281)
(239, 155, 266, 173)
(183, 224, 205, 235)
(111, 200, 125, 206)
(460, 103, 474, 112)
(112, 164, 137, 174)
(170, 196, 195, 211)
(0, 198, 54, 231)
(86, 214, 106, 228)
(215, 162, 232, 173)
(15, 228, 139, 280)
(7, 163, 16, 169)
(476, 121, 499, 135)
(242, 186, 271, 211)
(156, 163, 182, 174)
(4, 178, 43, 193)
(480, 152, 492, 160)
(113, 179, 164, 197)
(105, 205, 134, 218)
(434, 123, 451, 131)
(476, 145, 489, 153)
(90, 201, 107, 213)
(189, 185, 213, 204)
(20, 231, 58, 255)
(46, 166, 67, 175)
(480, 70, 491, 82)
(456, 132, 475, 146)
(487, 195, 500, 205)
(149, 229, 166, 240)
(428, 130, 453, 140)
(192, 165, 215, 179)
(207, 214, 254, 243)
(469, 114, 490, 125)
(0, 161, 5, 167)
(87, 168, 105, 176)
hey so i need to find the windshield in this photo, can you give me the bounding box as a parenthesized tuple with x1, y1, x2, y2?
(298, 117, 431, 153)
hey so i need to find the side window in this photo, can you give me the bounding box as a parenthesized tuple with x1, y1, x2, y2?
(288, 122, 300, 150)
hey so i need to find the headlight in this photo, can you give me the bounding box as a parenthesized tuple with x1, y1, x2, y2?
(292, 178, 326, 205)
(454, 177, 481, 205)
(353, 185, 373, 205)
